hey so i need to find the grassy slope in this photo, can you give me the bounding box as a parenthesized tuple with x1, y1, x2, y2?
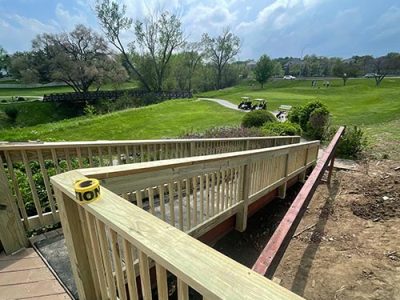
(199, 78, 400, 126)
(0, 99, 243, 141)
(0, 101, 82, 129)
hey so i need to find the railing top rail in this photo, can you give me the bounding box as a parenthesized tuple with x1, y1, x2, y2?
(0, 136, 301, 151)
(81, 141, 319, 179)
(50, 170, 303, 300)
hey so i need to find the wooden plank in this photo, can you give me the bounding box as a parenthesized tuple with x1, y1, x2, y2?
(37, 150, 58, 223)
(0, 267, 53, 285)
(122, 240, 139, 300)
(177, 279, 189, 300)
(235, 165, 250, 232)
(155, 263, 169, 300)
(0, 257, 44, 272)
(138, 251, 152, 300)
(109, 229, 128, 300)
(252, 126, 345, 278)
(54, 189, 97, 300)
(0, 279, 66, 299)
(96, 220, 117, 300)
(0, 156, 29, 254)
(85, 212, 108, 300)
(21, 150, 44, 226)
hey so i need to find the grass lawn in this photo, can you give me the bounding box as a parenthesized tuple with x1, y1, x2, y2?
(199, 78, 400, 159)
(0, 99, 243, 141)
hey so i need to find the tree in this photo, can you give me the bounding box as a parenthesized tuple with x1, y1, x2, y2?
(333, 60, 358, 86)
(373, 53, 400, 86)
(32, 25, 127, 93)
(202, 28, 240, 89)
(134, 12, 185, 91)
(96, 0, 185, 91)
(254, 55, 274, 88)
(96, 0, 150, 91)
(182, 42, 203, 91)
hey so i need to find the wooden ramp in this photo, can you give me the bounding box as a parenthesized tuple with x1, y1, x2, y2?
(0, 248, 70, 300)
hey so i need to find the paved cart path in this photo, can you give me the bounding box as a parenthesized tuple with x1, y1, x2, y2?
(198, 97, 246, 112)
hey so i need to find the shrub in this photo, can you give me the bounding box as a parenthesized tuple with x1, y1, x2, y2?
(334, 126, 367, 159)
(4, 106, 19, 122)
(1, 99, 7, 103)
(181, 126, 263, 138)
(242, 110, 277, 128)
(83, 103, 96, 116)
(307, 106, 330, 139)
(17, 97, 25, 102)
(288, 100, 330, 139)
(262, 122, 302, 136)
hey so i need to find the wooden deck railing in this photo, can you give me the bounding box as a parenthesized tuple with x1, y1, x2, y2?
(50, 141, 318, 299)
(0, 136, 300, 235)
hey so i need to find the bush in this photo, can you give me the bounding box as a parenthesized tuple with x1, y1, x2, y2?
(334, 126, 367, 159)
(262, 122, 302, 136)
(288, 100, 330, 139)
(307, 106, 330, 139)
(17, 97, 25, 102)
(242, 110, 277, 128)
(4, 106, 19, 122)
(83, 103, 96, 116)
(181, 126, 263, 138)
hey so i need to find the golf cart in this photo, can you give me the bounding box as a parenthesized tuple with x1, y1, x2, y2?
(252, 99, 267, 110)
(238, 97, 252, 110)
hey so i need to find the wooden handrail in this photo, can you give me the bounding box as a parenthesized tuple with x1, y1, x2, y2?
(0, 136, 300, 151)
(0, 136, 301, 235)
(51, 170, 305, 299)
(252, 126, 345, 278)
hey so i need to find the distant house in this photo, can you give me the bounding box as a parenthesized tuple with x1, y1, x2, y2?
(246, 60, 257, 69)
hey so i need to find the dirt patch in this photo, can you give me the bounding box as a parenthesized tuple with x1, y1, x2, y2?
(274, 160, 400, 300)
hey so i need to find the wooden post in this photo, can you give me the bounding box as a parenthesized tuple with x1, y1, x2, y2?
(54, 189, 97, 300)
(299, 147, 309, 183)
(235, 164, 250, 232)
(327, 155, 336, 184)
(190, 142, 195, 157)
(278, 154, 289, 199)
(0, 156, 29, 254)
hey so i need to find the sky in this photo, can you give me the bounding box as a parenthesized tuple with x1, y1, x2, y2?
(0, 0, 399, 60)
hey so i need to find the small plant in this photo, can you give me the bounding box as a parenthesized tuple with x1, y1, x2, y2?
(4, 106, 19, 122)
(17, 97, 25, 102)
(262, 122, 302, 136)
(83, 103, 97, 116)
(242, 110, 277, 128)
(334, 126, 367, 159)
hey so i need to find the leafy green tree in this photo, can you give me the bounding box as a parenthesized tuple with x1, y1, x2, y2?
(333, 60, 358, 86)
(202, 28, 240, 89)
(254, 55, 274, 88)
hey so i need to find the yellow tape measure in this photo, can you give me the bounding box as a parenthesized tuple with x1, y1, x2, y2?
(74, 178, 101, 204)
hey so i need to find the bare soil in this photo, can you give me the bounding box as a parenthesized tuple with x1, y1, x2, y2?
(274, 160, 400, 299)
